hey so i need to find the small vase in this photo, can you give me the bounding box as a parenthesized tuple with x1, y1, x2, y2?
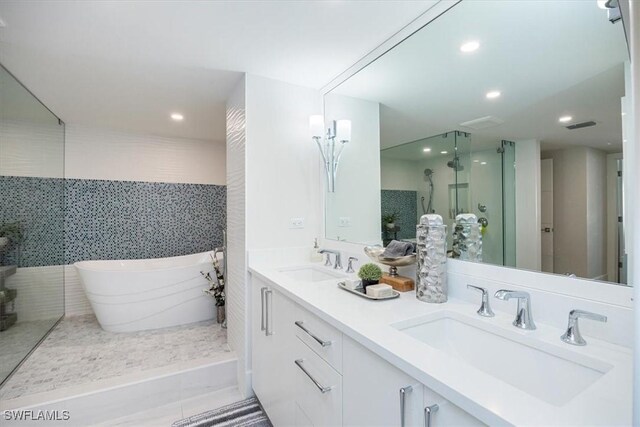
(386, 223, 395, 230)
(361, 279, 379, 293)
(217, 306, 225, 324)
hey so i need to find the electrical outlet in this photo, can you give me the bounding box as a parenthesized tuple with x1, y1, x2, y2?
(289, 217, 305, 229)
(339, 217, 351, 227)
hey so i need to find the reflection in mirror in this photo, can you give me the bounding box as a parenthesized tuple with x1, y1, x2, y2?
(324, 0, 630, 286)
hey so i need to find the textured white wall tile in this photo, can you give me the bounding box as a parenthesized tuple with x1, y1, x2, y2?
(0, 120, 64, 178)
(63, 265, 93, 316)
(225, 76, 248, 394)
(4, 266, 64, 321)
(65, 124, 226, 185)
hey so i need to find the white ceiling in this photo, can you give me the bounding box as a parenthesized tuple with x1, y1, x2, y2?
(333, 0, 629, 153)
(0, 0, 436, 141)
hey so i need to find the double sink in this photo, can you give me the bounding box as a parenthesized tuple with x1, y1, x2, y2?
(278, 264, 613, 407)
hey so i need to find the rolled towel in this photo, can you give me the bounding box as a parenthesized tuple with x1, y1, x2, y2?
(382, 240, 415, 258)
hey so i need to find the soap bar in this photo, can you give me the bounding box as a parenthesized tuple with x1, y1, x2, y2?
(366, 283, 394, 298)
(343, 278, 361, 290)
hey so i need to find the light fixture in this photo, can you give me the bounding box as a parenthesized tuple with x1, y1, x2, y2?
(597, 0, 608, 9)
(486, 90, 501, 99)
(309, 115, 351, 193)
(460, 40, 480, 53)
(481, 161, 487, 165)
(473, 159, 480, 163)
(170, 113, 184, 121)
(440, 151, 448, 154)
(423, 147, 432, 153)
(558, 115, 573, 123)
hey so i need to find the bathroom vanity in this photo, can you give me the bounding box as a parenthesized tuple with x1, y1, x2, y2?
(248, 257, 632, 426)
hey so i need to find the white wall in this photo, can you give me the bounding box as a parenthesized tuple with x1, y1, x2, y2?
(324, 93, 381, 244)
(65, 124, 226, 184)
(514, 139, 541, 271)
(225, 76, 248, 396)
(586, 147, 607, 279)
(380, 157, 418, 191)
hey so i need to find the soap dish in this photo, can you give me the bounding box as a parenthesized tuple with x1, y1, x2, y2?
(337, 282, 400, 301)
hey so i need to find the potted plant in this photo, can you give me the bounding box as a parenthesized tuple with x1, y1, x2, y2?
(0, 222, 24, 252)
(358, 263, 383, 292)
(201, 254, 226, 323)
(382, 212, 399, 230)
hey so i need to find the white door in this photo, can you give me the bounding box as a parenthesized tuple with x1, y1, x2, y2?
(540, 158, 554, 273)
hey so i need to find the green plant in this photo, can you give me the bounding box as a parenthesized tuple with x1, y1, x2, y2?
(381, 212, 399, 225)
(358, 263, 382, 281)
(201, 254, 225, 306)
(0, 222, 24, 244)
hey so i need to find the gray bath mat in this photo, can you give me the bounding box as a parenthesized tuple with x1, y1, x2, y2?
(172, 397, 272, 427)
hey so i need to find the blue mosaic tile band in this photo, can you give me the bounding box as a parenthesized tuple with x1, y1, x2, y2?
(0, 176, 226, 267)
(381, 190, 417, 241)
(0, 176, 65, 267)
(64, 179, 226, 264)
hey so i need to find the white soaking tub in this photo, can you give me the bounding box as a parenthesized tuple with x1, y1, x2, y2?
(75, 251, 218, 332)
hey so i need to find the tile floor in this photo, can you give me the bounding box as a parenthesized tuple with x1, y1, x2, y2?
(0, 315, 229, 400)
(0, 318, 60, 385)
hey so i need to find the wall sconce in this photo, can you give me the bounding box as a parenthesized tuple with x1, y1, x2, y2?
(309, 115, 351, 192)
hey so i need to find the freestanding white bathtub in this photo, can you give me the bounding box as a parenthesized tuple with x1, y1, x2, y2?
(75, 251, 218, 332)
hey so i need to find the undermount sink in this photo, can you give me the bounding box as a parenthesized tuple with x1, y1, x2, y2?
(392, 312, 612, 406)
(279, 265, 346, 283)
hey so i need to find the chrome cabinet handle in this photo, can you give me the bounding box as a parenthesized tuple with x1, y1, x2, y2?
(399, 385, 413, 427)
(294, 359, 332, 393)
(265, 289, 273, 336)
(295, 321, 332, 347)
(424, 404, 439, 427)
(260, 287, 267, 332)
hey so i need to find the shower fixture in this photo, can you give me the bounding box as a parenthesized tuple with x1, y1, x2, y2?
(447, 156, 464, 171)
(422, 168, 434, 214)
(309, 115, 351, 192)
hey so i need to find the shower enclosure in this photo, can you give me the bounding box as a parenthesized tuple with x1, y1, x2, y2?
(0, 64, 65, 385)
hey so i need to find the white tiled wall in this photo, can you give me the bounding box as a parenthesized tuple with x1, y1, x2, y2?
(65, 124, 226, 185)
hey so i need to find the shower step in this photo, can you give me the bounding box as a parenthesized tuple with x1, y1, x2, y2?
(0, 312, 17, 331)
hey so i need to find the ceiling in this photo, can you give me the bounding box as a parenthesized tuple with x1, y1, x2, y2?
(333, 0, 629, 153)
(0, 0, 436, 141)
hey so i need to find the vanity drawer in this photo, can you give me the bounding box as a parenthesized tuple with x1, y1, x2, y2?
(423, 387, 485, 426)
(294, 305, 343, 373)
(293, 336, 342, 427)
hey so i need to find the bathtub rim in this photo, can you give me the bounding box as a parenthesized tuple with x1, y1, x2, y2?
(74, 250, 220, 273)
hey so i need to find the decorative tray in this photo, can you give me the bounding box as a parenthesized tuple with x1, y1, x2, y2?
(337, 282, 400, 301)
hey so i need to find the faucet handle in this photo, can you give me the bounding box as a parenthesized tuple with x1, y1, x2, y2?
(466, 284, 494, 317)
(561, 309, 607, 346)
(323, 253, 333, 267)
(346, 257, 358, 274)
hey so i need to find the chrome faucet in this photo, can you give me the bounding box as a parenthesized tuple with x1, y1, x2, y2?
(319, 249, 342, 270)
(467, 285, 494, 317)
(346, 257, 358, 274)
(560, 309, 607, 346)
(494, 289, 536, 330)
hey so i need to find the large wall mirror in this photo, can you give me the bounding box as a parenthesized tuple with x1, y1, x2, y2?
(324, 0, 632, 287)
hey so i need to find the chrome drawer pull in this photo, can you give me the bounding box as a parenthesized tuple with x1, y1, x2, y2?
(399, 385, 413, 427)
(424, 404, 439, 427)
(294, 359, 332, 394)
(295, 321, 332, 347)
(260, 287, 267, 331)
(265, 290, 273, 336)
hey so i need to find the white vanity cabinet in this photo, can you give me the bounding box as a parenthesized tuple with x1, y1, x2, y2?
(342, 337, 484, 427)
(251, 276, 297, 427)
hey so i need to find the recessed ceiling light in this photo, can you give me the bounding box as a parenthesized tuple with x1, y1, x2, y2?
(170, 113, 184, 121)
(423, 147, 432, 152)
(480, 161, 487, 165)
(473, 159, 480, 163)
(486, 90, 501, 99)
(597, 0, 608, 9)
(460, 40, 480, 53)
(607, 142, 612, 146)
(440, 151, 448, 154)
(558, 115, 573, 123)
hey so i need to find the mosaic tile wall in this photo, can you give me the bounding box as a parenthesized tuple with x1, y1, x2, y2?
(381, 190, 417, 241)
(0, 176, 226, 267)
(0, 176, 65, 267)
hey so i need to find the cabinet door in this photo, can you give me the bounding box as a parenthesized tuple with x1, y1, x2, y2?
(343, 337, 423, 427)
(423, 387, 485, 427)
(251, 276, 296, 427)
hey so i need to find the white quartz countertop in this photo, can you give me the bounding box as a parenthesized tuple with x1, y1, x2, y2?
(248, 260, 633, 427)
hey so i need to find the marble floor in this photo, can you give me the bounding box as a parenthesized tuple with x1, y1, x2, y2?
(0, 318, 60, 385)
(0, 315, 230, 401)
